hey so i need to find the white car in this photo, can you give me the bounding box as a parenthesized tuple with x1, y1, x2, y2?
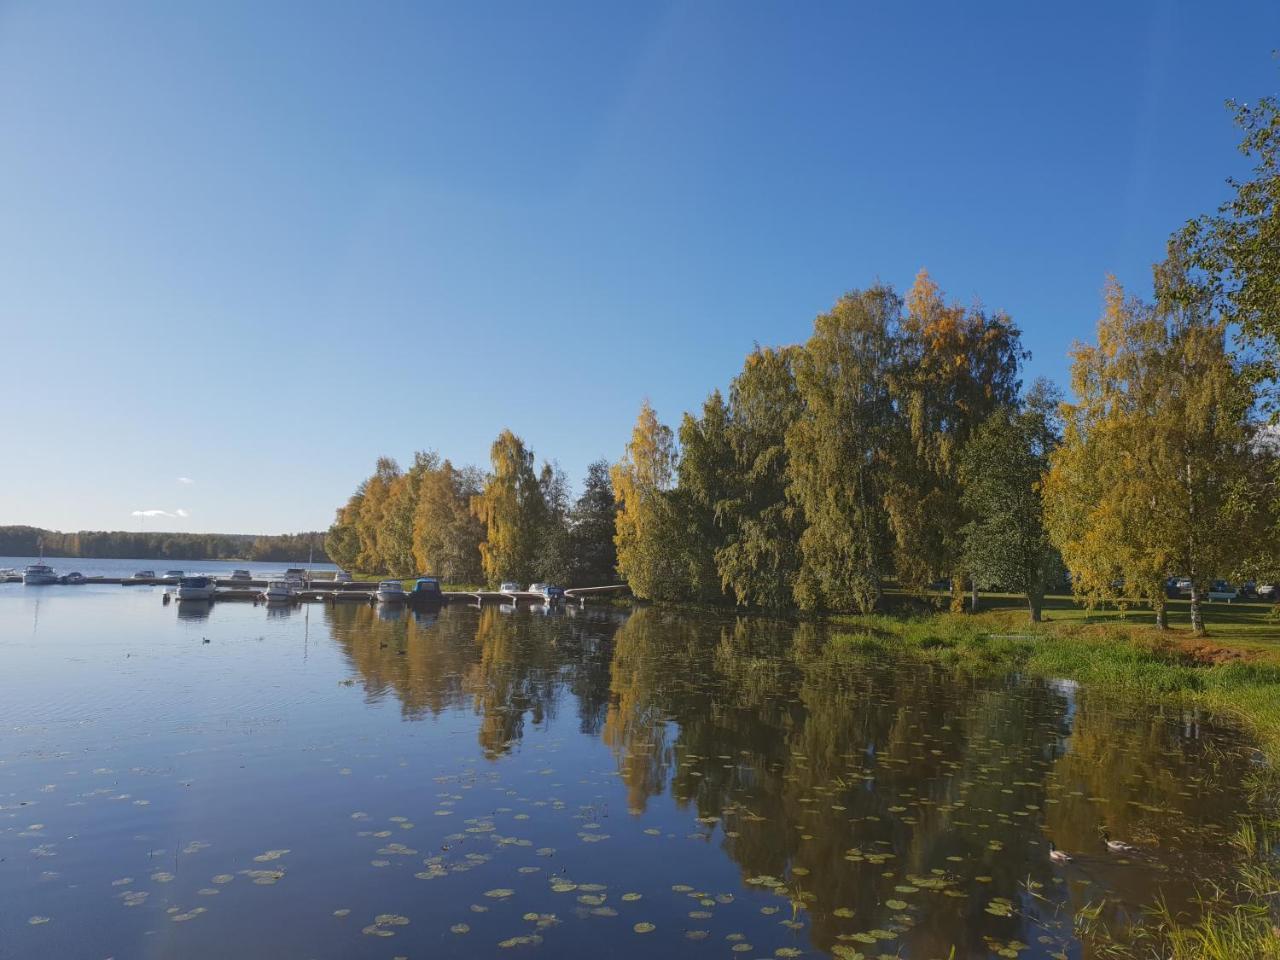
(1258, 584, 1277, 600)
(1208, 581, 1238, 602)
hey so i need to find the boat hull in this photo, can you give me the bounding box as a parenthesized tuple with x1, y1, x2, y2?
(23, 574, 59, 585)
(375, 591, 407, 603)
(176, 587, 217, 601)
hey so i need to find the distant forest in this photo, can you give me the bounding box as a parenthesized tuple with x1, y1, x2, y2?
(0, 526, 330, 563)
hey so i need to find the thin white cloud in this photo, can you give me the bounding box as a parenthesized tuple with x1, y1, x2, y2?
(177, 477, 195, 485)
(175, 508, 189, 518)
(132, 509, 177, 518)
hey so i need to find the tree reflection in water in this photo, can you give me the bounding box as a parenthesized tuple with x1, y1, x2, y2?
(325, 602, 1257, 958)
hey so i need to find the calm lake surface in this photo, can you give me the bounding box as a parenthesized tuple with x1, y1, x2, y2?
(0, 584, 1262, 959)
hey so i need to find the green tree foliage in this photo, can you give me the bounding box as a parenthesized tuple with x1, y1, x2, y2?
(886, 271, 1026, 606)
(612, 401, 688, 601)
(412, 460, 485, 583)
(566, 460, 618, 586)
(675, 392, 733, 602)
(1181, 94, 1280, 409)
(533, 461, 573, 583)
(1045, 261, 1272, 634)
(471, 430, 547, 587)
(959, 380, 1063, 622)
(786, 286, 901, 613)
(713, 346, 804, 609)
(325, 488, 364, 572)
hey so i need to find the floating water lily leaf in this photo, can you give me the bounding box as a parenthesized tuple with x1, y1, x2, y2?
(633, 922, 655, 933)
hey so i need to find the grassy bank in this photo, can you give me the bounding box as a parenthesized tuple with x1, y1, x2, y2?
(829, 605, 1280, 759)
(829, 606, 1280, 959)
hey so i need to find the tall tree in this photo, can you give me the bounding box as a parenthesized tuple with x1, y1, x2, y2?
(959, 380, 1063, 622)
(1045, 263, 1269, 634)
(533, 461, 572, 583)
(354, 457, 402, 573)
(675, 393, 733, 603)
(567, 460, 618, 587)
(612, 401, 686, 601)
(885, 270, 1025, 608)
(786, 286, 900, 613)
(412, 460, 484, 583)
(325, 486, 365, 572)
(381, 451, 439, 576)
(715, 346, 805, 609)
(471, 431, 545, 587)
(1181, 93, 1280, 412)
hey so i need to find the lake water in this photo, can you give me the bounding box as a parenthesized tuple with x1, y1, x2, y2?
(0, 584, 1263, 959)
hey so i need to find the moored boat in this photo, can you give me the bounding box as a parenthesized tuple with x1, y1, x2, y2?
(0, 568, 22, 583)
(408, 576, 444, 605)
(375, 579, 407, 603)
(23, 563, 59, 585)
(176, 576, 217, 601)
(263, 579, 297, 603)
(60, 572, 87, 585)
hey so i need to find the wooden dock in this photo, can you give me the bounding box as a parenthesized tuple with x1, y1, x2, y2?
(153, 581, 630, 607)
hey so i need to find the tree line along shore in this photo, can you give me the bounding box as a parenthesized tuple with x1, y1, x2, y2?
(0, 526, 329, 564)
(327, 96, 1280, 641)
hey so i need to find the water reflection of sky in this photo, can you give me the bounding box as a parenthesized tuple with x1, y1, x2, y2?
(0, 586, 1260, 959)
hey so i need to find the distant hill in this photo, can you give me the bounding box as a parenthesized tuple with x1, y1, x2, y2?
(0, 525, 330, 563)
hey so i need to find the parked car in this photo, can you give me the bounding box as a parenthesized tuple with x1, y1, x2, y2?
(1208, 580, 1238, 602)
(1258, 584, 1277, 601)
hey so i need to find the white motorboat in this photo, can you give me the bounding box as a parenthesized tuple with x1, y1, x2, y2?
(229, 569, 253, 582)
(0, 568, 22, 583)
(263, 579, 297, 603)
(131, 570, 157, 580)
(176, 576, 218, 601)
(161, 569, 185, 583)
(23, 563, 59, 585)
(375, 579, 407, 603)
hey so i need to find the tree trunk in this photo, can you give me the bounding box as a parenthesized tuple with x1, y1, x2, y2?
(1154, 604, 1167, 630)
(1028, 594, 1042, 623)
(971, 580, 980, 613)
(950, 574, 966, 614)
(1189, 584, 1205, 636)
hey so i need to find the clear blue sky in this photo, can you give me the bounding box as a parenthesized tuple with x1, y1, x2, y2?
(3, 1, 1277, 534)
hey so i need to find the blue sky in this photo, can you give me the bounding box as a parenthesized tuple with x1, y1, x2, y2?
(3, 1, 1278, 534)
